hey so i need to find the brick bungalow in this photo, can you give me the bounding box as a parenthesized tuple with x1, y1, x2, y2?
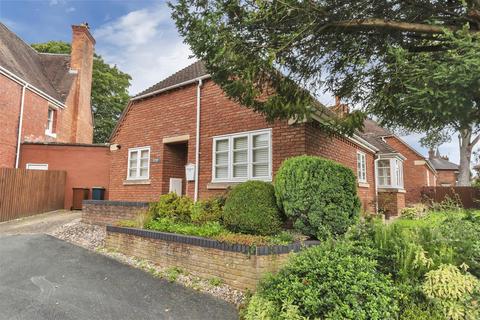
(0, 23, 110, 209)
(108, 61, 438, 216)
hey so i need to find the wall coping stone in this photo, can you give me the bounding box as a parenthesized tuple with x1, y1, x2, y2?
(83, 200, 150, 207)
(107, 225, 320, 256)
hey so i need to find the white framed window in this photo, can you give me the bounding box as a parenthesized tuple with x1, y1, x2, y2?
(26, 163, 48, 170)
(376, 157, 404, 188)
(46, 108, 55, 133)
(212, 129, 272, 182)
(127, 146, 150, 180)
(356, 151, 367, 183)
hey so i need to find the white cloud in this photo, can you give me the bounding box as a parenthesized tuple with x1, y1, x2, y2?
(66, 7, 76, 13)
(93, 3, 194, 95)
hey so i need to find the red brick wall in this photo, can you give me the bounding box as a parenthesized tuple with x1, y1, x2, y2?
(305, 122, 376, 212)
(437, 170, 457, 186)
(19, 143, 110, 209)
(109, 80, 377, 211)
(384, 137, 436, 204)
(378, 191, 406, 218)
(0, 74, 21, 167)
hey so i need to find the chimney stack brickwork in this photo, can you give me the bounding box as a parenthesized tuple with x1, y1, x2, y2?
(69, 24, 95, 143)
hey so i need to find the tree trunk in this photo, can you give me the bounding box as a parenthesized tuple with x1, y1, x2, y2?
(458, 129, 474, 186)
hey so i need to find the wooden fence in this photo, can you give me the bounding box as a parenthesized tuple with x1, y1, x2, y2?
(421, 186, 480, 209)
(0, 168, 66, 222)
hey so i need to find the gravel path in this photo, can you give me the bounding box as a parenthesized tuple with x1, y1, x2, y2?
(49, 220, 245, 306)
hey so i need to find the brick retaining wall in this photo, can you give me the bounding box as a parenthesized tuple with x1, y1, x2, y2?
(105, 226, 319, 291)
(82, 200, 149, 226)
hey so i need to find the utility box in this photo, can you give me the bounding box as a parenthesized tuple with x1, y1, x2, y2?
(185, 163, 195, 181)
(72, 188, 89, 210)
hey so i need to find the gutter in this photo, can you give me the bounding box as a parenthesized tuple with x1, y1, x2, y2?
(374, 158, 380, 214)
(15, 84, 27, 168)
(131, 74, 211, 101)
(0, 65, 66, 109)
(194, 78, 203, 202)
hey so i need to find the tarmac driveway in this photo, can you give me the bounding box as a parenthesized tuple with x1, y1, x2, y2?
(0, 234, 238, 320)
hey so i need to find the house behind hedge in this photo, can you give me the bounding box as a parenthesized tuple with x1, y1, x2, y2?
(108, 61, 437, 216)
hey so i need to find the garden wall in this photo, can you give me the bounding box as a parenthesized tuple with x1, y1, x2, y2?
(82, 200, 148, 226)
(105, 226, 319, 291)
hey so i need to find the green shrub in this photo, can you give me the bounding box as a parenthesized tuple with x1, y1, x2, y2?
(222, 181, 283, 236)
(149, 193, 193, 222)
(145, 218, 226, 238)
(191, 197, 223, 224)
(274, 155, 361, 239)
(245, 240, 398, 319)
(117, 219, 138, 228)
(422, 264, 480, 320)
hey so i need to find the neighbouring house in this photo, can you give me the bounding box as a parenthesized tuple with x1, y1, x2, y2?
(107, 61, 438, 216)
(428, 149, 459, 186)
(0, 22, 110, 209)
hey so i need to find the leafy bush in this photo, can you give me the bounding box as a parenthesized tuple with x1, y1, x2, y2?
(245, 240, 398, 319)
(223, 181, 283, 236)
(274, 155, 361, 239)
(149, 193, 193, 222)
(422, 264, 480, 320)
(401, 204, 428, 219)
(191, 197, 223, 224)
(145, 218, 226, 238)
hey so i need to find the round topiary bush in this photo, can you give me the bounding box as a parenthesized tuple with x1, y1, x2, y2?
(222, 180, 283, 235)
(244, 240, 399, 319)
(275, 155, 361, 239)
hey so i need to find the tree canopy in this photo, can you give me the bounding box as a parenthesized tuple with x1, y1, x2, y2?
(32, 41, 131, 143)
(171, 0, 480, 184)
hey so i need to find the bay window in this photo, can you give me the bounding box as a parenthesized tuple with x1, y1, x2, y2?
(213, 129, 271, 182)
(376, 157, 404, 188)
(127, 146, 150, 180)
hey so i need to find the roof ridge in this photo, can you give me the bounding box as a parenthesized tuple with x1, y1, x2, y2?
(38, 52, 71, 56)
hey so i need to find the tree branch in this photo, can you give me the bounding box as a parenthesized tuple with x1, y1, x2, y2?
(329, 18, 475, 34)
(471, 133, 480, 147)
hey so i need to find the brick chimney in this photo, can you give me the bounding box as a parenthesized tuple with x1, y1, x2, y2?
(330, 96, 350, 117)
(70, 23, 95, 143)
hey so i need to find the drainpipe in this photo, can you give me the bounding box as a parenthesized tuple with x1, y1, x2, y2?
(374, 157, 380, 214)
(15, 84, 27, 168)
(194, 78, 203, 202)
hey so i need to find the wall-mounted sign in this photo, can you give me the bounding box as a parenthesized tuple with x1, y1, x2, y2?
(185, 163, 196, 181)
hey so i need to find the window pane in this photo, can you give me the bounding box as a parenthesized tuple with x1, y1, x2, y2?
(140, 150, 149, 159)
(234, 150, 247, 163)
(130, 151, 138, 161)
(233, 164, 248, 178)
(216, 139, 229, 152)
(215, 152, 228, 166)
(140, 158, 149, 168)
(233, 136, 248, 149)
(140, 168, 148, 178)
(129, 169, 136, 178)
(215, 166, 228, 179)
(253, 164, 269, 177)
(253, 134, 269, 147)
(129, 159, 137, 169)
(253, 148, 268, 163)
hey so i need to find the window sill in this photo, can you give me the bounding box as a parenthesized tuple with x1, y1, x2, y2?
(123, 179, 151, 185)
(207, 182, 241, 190)
(358, 182, 370, 188)
(45, 131, 57, 138)
(378, 187, 406, 193)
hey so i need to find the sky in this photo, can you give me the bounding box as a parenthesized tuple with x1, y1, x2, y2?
(0, 0, 461, 163)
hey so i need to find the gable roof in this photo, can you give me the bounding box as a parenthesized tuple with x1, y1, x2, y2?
(134, 60, 208, 98)
(0, 22, 74, 103)
(357, 119, 397, 153)
(428, 157, 459, 171)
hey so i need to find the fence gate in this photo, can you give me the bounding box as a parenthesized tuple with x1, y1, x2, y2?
(0, 168, 66, 222)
